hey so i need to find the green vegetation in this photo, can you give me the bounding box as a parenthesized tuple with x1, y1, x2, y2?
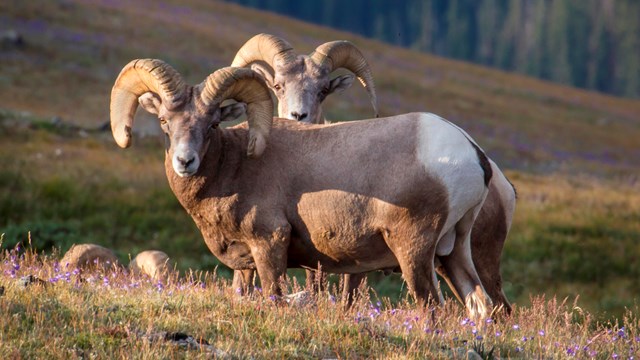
(0, 247, 638, 358)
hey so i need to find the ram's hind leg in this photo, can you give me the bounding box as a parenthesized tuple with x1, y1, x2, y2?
(439, 208, 493, 321)
(384, 231, 442, 308)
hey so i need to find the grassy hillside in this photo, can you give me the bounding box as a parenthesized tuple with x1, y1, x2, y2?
(1, 0, 640, 323)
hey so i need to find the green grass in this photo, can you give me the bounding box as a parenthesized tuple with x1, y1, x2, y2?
(1, 113, 639, 321)
(0, 246, 638, 359)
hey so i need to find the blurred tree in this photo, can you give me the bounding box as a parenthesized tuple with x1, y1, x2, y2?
(224, 0, 640, 98)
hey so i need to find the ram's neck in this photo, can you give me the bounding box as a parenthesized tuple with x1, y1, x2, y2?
(163, 129, 255, 269)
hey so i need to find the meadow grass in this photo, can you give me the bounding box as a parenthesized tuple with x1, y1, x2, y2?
(1, 243, 638, 359)
(2, 110, 640, 322)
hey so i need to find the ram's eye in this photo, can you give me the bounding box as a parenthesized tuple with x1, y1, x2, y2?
(319, 88, 329, 97)
(159, 117, 168, 125)
(273, 84, 282, 91)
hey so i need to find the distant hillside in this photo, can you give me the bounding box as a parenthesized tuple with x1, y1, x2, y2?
(1, 0, 638, 175)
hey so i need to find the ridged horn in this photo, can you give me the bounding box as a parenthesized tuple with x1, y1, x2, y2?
(110, 59, 188, 148)
(200, 67, 273, 158)
(310, 41, 379, 117)
(231, 33, 297, 70)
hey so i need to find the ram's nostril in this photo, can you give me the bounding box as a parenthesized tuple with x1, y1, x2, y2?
(177, 156, 194, 167)
(291, 112, 308, 121)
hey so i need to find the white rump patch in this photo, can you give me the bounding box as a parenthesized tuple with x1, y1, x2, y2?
(415, 113, 487, 238)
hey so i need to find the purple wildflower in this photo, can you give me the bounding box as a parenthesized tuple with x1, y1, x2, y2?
(495, 331, 502, 337)
(611, 354, 618, 359)
(435, 329, 442, 335)
(485, 318, 493, 324)
(515, 346, 523, 353)
(617, 327, 626, 338)
(521, 336, 528, 342)
(476, 335, 483, 340)
(329, 295, 336, 304)
(512, 324, 520, 330)
(538, 330, 545, 336)
(567, 347, 575, 356)
(461, 318, 470, 326)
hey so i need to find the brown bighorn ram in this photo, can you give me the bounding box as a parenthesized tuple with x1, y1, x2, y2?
(232, 34, 515, 314)
(110, 59, 494, 320)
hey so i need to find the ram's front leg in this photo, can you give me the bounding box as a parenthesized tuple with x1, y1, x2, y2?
(250, 225, 291, 298)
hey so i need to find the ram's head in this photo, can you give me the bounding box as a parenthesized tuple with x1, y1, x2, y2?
(232, 34, 378, 124)
(110, 59, 273, 176)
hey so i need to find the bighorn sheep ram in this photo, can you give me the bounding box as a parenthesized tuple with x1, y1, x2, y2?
(232, 33, 377, 124)
(110, 59, 494, 320)
(232, 34, 516, 313)
(60, 243, 119, 271)
(129, 250, 173, 281)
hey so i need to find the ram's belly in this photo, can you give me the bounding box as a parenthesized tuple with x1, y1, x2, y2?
(288, 191, 399, 273)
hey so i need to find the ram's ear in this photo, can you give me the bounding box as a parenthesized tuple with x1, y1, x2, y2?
(220, 102, 247, 122)
(250, 63, 275, 87)
(138, 92, 162, 115)
(328, 74, 355, 94)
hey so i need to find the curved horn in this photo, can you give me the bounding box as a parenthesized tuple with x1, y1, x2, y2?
(310, 41, 378, 117)
(200, 67, 273, 158)
(231, 33, 297, 70)
(110, 59, 188, 148)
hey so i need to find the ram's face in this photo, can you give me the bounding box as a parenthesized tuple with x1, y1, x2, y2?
(138, 92, 216, 177)
(270, 57, 328, 124)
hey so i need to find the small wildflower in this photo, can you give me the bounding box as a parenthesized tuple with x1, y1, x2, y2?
(391, 309, 398, 315)
(495, 331, 502, 337)
(235, 287, 242, 294)
(435, 329, 442, 335)
(512, 324, 520, 330)
(521, 336, 528, 342)
(476, 335, 483, 341)
(611, 353, 618, 359)
(485, 318, 493, 324)
(329, 295, 336, 304)
(616, 327, 626, 338)
(566, 347, 575, 356)
(538, 330, 545, 336)
(424, 327, 432, 334)
(515, 346, 523, 353)
(461, 318, 470, 326)
(472, 328, 478, 335)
